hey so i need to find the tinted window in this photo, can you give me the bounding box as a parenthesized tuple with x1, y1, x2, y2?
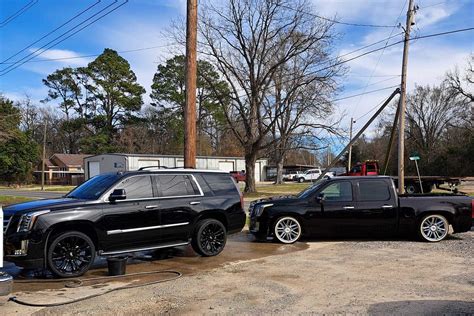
(366, 164, 377, 172)
(156, 174, 200, 197)
(66, 174, 121, 200)
(321, 181, 353, 201)
(351, 165, 362, 173)
(115, 176, 153, 199)
(359, 180, 391, 201)
(202, 173, 238, 196)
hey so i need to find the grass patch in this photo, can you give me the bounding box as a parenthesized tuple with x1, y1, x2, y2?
(0, 185, 75, 193)
(243, 182, 312, 199)
(0, 195, 36, 206)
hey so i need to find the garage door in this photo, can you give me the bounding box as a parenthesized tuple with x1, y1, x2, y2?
(138, 159, 160, 169)
(88, 161, 100, 178)
(218, 161, 234, 172)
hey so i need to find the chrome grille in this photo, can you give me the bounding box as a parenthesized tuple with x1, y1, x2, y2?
(3, 214, 11, 233)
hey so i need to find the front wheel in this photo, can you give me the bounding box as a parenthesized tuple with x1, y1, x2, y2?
(297, 177, 304, 183)
(192, 219, 227, 256)
(418, 214, 449, 242)
(47, 231, 96, 278)
(274, 216, 302, 244)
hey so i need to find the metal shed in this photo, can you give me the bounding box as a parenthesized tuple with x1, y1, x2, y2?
(84, 154, 268, 181)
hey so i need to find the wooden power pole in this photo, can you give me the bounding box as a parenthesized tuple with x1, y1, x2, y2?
(397, 0, 415, 194)
(41, 121, 47, 191)
(348, 117, 355, 170)
(184, 0, 198, 168)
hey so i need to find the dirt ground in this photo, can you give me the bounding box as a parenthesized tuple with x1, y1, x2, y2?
(2, 229, 473, 315)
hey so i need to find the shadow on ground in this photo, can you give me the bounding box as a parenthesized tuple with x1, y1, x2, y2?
(368, 300, 474, 315)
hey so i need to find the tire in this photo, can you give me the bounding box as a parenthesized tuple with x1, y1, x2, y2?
(406, 184, 417, 194)
(418, 214, 449, 242)
(47, 231, 96, 278)
(191, 219, 227, 256)
(298, 177, 304, 183)
(273, 216, 302, 244)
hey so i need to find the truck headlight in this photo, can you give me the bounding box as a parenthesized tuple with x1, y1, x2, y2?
(254, 204, 273, 217)
(17, 210, 50, 232)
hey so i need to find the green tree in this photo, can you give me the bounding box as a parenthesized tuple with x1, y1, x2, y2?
(150, 55, 230, 154)
(0, 95, 39, 183)
(83, 48, 145, 146)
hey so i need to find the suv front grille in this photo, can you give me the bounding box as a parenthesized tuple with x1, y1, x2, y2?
(3, 214, 11, 233)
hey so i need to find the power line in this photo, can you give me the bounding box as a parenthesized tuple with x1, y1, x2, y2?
(332, 85, 400, 102)
(0, 0, 38, 27)
(0, 0, 129, 76)
(350, 0, 407, 122)
(1, 0, 102, 64)
(0, 44, 174, 64)
(412, 27, 474, 39)
(279, 3, 398, 28)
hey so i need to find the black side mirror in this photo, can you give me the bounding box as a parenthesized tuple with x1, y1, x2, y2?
(109, 189, 126, 202)
(316, 192, 325, 203)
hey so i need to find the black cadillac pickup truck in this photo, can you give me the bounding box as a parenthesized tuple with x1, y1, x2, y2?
(249, 176, 472, 243)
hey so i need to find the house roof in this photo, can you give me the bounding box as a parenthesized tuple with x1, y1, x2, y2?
(42, 158, 58, 168)
(51, 154, 90, 167)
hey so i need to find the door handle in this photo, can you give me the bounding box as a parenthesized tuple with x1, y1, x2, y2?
(145, 205, 159, 209)
(382, 205, 393, 209)
(189, 201, 201, 205)
(343, 206, 355, 210)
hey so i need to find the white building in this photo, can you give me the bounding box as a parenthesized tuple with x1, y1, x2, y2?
(84, 153, 268, 181)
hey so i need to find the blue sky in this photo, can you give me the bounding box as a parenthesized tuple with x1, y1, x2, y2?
(1, 0, 473, 144)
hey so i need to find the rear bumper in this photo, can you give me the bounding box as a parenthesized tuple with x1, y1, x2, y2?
(227, 211, 246, 234)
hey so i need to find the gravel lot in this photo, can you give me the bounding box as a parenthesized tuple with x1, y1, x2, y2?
(3, 230, 473, 315)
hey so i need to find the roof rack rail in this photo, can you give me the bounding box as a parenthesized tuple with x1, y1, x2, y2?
(138, 166, 169, 170)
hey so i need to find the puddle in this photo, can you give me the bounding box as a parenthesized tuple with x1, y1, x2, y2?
(9, 231, 308, 293)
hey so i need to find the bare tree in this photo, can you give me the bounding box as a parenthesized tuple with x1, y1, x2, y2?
(199, 0, 339, 192)
(446, 54, 474, 103)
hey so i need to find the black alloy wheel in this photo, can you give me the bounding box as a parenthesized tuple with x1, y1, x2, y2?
(192, 219, 227, 256)
(47, 231, 96, 278)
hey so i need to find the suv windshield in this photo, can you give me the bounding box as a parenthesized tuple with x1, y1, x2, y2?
(66, 174, 121, 200)
(296, 179, 328, 199)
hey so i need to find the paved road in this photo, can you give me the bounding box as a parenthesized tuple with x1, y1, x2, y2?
(0, 190, 65, 199)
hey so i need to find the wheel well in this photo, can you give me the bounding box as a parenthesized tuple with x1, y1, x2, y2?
(196, 211, 228, 230)
(47, 221, 99, 249)
(418, 211, 453, 225)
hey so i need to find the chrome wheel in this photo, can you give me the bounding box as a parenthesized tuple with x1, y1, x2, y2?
(420, 214, 448, 242)
(274, 216, 301, 244)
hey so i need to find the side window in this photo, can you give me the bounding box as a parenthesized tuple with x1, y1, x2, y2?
(156, 174, 200, 197)
(202, 173, 238, 196)
(320, 181, 353, 202)
(358, 180, 391, 201)
(351, 165, 362, 173)
(115, 176, 153, 200)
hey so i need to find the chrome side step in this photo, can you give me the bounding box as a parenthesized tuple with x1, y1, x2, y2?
(99, 241, 190, 256)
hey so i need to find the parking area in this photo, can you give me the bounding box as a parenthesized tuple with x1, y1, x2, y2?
(2, 230, 473, 314)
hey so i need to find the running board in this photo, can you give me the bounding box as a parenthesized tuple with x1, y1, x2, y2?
(99, 240, 190, 256)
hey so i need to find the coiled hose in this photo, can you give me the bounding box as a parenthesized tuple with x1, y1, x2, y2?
(9, 270, 182, 307)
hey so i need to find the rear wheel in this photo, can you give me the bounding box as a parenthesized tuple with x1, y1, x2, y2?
(406, 184, 417, 194)
(418, 214, 449, 242)
(192, 219, 227, 256)
(47, 231, 95, 278)
(274, 216, 302, 244)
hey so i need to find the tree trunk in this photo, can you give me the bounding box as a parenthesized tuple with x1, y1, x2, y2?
(244, 152, 257, 193)
(275, 155, 285, 184)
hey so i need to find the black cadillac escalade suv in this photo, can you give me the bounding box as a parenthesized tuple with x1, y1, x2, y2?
(3, 169, 245, 277)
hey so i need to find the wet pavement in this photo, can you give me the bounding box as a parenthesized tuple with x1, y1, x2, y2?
(6, 231, 308, 293)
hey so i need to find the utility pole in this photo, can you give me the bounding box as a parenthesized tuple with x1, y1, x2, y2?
(184, 0, 197, 168)
(41, 121, 47, 191)
(397, 0, 416, 194)
(348, 117, 355, 170)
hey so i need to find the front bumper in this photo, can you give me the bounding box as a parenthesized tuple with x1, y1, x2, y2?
(249, 216, 270, 239)
(4, 231, 47, 269)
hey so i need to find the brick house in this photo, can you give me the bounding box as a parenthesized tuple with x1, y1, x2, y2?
(36, 154, 90, 185)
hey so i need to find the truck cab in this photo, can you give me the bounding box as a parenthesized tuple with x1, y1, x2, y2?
(342, 160, 379, 176)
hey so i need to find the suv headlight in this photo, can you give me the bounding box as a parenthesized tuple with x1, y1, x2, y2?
(17, 210, 50, 232)
(254, 203, 273, 217)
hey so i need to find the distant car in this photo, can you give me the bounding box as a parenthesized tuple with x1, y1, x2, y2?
(295, 169, 334, 182)
(230, 171, 246, 182)
(282, 171, 303, 181)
